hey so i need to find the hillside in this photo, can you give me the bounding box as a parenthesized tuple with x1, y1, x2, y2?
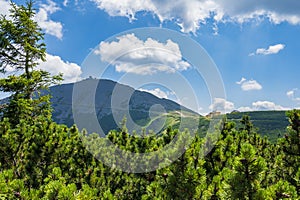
(0, 79, 290, 139)
(227, 110, 289, 142)
(50, 80, 290, 140)
(49, 78, 201, 134)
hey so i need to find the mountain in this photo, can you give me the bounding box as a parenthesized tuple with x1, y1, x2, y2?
(0, 78, 290, 140)
(49, 80, 291, 141)
(49, 78, 201, 134)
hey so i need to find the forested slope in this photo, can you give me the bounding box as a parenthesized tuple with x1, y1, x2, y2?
(227, 111, 289, 142)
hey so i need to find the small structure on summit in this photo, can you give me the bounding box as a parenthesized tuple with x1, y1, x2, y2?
(206, 111, 221, 118)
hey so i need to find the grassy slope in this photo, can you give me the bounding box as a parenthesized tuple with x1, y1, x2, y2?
(156, 110, 290, 143)
(52, 102, 290, 143)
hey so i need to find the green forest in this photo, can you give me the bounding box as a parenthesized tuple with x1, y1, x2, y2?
(0, 1, 299, 199)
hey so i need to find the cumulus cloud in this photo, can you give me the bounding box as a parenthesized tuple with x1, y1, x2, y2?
(34, 0, 63, 39)
(91, 0, 300, 33)
(236, 77, 262, 91)
(207, 98, 290, 112)
(236, 77, 246, 85)
(209, 98, 234, 113)
(217, 1, 300, 24)
(63, 0, 69, 7)
(237, 101, 289, 111)
(0, 0, 63, 39)
(38, 54, 82, 83)
(91, 0, 220, 33)
(287, 88, 300, 102)
(252, 101, 289, 111)
(0, 54, 82, 83)
(208, 98, 289, 113)
(237, 106, 252, 112)
(95, 33, 190, 75)
(249, 44, 285, 56)
(287, 90, 295, 98)
(0, 0, 10, 16)
(1, 53, 82, 83)
(241, 80, 262, 91)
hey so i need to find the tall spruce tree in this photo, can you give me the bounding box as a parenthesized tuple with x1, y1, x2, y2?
(0, 0, 62, 125)
(0, 0, 45, 79)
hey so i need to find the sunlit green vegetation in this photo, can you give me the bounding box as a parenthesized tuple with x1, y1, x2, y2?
(0, 1, 299, 199)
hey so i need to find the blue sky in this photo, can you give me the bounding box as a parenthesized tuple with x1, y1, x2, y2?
(1, 0, 300, 114)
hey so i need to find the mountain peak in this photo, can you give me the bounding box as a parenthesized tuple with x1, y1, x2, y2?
(50, 79, 198, 134)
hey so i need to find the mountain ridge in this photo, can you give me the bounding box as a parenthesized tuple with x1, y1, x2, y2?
(49, 78, 200, 134)
(0, 79, 290, 140)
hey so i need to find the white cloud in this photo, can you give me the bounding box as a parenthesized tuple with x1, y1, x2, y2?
(63, 0, 69, 7)
(34, 0, 63, 39)
(95, 33, 190, 75)
(209, 98, 234, 113)
(208, 98, 289, 113)
(237, 101, 290, 111)
(287, 90, 295, 98)
(252, 101, 289, 111)
(267, 12, 300, 25)
(0, 53, 82, 83)
(91, 0, 221, 33)
(0, 0, 63, 39)
(38, 54, 82, 83)
(0, 0, 10, 16)
(241, 80, 262, 91)
(217, 1, 300, 24)
(236, 77, 246, 85)
(139, 88, 168, 99)
(287, 88, 300, 102)
(237, 106, 252, 112)
(91, 0, 300, 33)
(250, 44, 285, 56)
(236, 77, 262, 91)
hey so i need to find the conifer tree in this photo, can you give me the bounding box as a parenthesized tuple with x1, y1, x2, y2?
(0, 0, 62, 125)
(280, 110, 300, 194)
(228, 143, 267, 200)
(0, 0, 45, 79)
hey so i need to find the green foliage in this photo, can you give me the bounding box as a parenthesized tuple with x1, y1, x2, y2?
(227, 111, 289, 142)
(0, 0, 45, 77)
(0, 0, 62, 126)
(279, 109, 300, 195)
(228, 143, 267, 199)
(0, 1, 299, 199)
(1, 108, 299, 199)
(0, 71, 62, 125)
